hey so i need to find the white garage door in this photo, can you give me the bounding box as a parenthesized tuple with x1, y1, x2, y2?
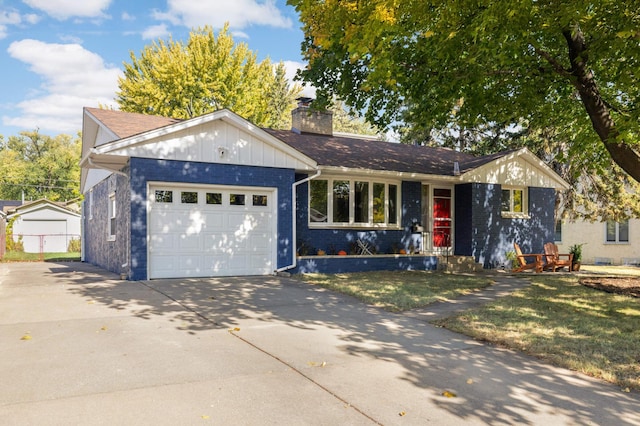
(148, 184, 277, 279)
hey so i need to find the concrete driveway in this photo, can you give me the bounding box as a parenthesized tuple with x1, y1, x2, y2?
(1, 262, 638, 425)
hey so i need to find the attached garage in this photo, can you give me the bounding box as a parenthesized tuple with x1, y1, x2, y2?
(148, 183, 277, 279)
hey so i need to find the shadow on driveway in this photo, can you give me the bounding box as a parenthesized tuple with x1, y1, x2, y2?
(43, 262, 640, 425)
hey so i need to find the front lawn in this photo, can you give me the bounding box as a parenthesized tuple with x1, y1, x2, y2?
(1, 252, 81, 262)
(297, 268, 640, 390)
(434, 274, 640, 391)
(297, 270, 493, 312)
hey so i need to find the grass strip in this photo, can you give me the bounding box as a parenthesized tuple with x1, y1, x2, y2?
(298, 270, 493, 312)
(434, 275, 640, 390)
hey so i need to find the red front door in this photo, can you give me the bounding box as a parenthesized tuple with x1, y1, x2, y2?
(433, 188, 452, 248)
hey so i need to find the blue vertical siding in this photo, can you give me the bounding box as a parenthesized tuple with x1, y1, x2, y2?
(128, 157, 295, 280)
(455, 183, 555, 268)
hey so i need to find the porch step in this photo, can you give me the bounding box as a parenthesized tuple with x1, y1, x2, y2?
(438, 255, 484, 273)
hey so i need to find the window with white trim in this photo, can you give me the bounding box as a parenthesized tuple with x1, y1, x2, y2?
(89, 190, 93, 220)
(309, 178, 400, 227)
(108, 192, 116, 241)
(501, 186, 528, 217)
(606, 219, 629, 243)
(554, 220, 562, 242)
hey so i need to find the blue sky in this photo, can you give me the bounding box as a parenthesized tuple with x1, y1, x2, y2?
(0, 0, 310, 137)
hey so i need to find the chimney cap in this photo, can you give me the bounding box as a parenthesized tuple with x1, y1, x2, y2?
(296, 97, 314, 107)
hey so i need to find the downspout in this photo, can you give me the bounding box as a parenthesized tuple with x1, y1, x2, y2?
(275, 170, 322, 273)
(86, 154, 130, 278)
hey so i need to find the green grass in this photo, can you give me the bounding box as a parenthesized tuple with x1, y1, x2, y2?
(1, 252, 81, 262)
(434, 274, 640, 390)
(297, 270, 493, 312)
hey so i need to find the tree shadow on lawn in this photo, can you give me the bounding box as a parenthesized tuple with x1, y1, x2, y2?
(48, 262, 640, 426)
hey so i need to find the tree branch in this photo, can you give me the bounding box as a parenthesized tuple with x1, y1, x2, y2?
(562, 25, 640, 182)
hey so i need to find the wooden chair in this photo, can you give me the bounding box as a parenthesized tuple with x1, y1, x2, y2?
(543, 242, 573, 272)
(513, 243, 543, 273)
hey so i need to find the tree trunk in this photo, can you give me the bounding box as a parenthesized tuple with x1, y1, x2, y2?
(563, 27, 640, 182)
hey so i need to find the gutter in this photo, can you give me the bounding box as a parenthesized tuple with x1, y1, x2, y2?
(87, 153, 128, 177)
(275, 170, 322, 273)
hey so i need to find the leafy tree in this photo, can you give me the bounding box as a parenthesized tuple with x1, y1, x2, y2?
(0, 130, 80, 202)
(289, 0, 640, 216)
(331, 99, 380, 136)
(117, 25, 300, 128)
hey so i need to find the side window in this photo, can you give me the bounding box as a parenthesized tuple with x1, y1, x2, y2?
(554, 220, 562, 242)
(89, 190, 93, 220)
(108, 193, 116, 241)
(606, 219, 629, 243)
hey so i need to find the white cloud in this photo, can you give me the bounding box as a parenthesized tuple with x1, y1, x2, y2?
(283, 60, 315, 98)
(154, 0, 292, 30)
(121, 11, 135, 21)
(22, 0, 111, 20)
(0, 9, 40, 39)
(142, 23, 169, 40)
(4, 39, 121, 133)
(0, 10, 22, 25)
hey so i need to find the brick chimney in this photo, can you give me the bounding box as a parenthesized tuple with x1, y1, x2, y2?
(291, 97, 333, 136)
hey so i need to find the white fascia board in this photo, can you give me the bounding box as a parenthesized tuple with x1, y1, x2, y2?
(93, 109, 318, 170)
(9, 201, 80, 218)
(318, 166, 462, 182)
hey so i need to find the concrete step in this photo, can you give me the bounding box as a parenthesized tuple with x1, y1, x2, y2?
(438, 255, 484, 273)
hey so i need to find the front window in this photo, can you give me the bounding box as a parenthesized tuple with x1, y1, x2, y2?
(309, 178, 400, 227)
(309, 180, 328, 222)
(501, 187, 527, 217)
(333, 180, 350, 223)
(606, 219, 629, 243)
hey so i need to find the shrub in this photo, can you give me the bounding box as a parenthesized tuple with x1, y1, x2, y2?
(67, 238, 81, 253)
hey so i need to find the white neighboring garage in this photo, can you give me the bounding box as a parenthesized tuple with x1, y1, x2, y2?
(148, 183, 277, 279)
(7, 199, 81, 253)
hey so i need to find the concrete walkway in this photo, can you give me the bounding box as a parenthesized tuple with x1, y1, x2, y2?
(1, 262, 638, 425)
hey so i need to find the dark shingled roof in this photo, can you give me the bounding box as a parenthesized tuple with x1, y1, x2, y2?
(85, 107, 183, 139)
(264, 129, 511, 175)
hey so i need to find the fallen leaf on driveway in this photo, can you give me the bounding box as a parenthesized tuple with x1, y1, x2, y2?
(20, 334, 32, 341)
(466, 379, 473, 384)
(442, 390, 457, 398)
(399, 411, 406, 416)
(228, 327, 240, 333)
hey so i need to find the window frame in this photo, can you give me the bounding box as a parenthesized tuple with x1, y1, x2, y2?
(107, 192, 116, 241)
(308, 177, 401, 228)
(500, 186, 529, 218)
(554, 220, 563, 243)
(605, 219, 629, 244)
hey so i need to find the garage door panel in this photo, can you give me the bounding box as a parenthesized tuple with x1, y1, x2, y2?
(149, 184, 277, 278)
(178, 233, 202, 251)
(177, 256, 202, 276)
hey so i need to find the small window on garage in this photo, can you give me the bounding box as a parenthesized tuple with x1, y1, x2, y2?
(230, 194, 245, 205)
(108, 192, 116, 241)
(181, 191, 198, 204)
(206, 192, 222, 204)
(253, 195, 268, 206)
(155, 190, 173, 203)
